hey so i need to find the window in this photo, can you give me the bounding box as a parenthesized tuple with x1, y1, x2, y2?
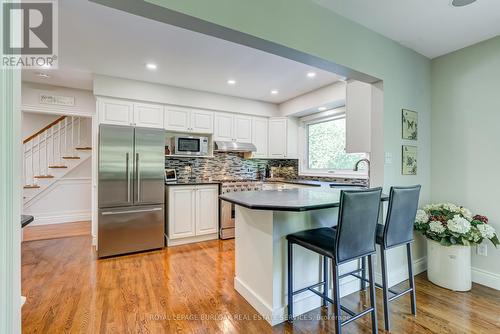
(300, 109, 367, 177)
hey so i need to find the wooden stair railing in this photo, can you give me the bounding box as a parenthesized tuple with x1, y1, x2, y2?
(23, 115, 88, 188)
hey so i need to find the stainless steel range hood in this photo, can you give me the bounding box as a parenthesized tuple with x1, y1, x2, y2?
(214, 141, 257, 152)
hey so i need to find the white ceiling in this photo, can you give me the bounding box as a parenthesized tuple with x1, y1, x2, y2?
(22, 0, 340, 103)
(313, 0, 500, 58)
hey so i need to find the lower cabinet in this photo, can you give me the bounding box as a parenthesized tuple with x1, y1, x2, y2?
(166, 185, 219, 246)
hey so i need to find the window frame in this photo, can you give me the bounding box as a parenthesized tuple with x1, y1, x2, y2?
(298, 107, 368, 179)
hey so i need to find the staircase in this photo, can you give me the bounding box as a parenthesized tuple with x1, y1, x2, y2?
(23, 116, 92, 205)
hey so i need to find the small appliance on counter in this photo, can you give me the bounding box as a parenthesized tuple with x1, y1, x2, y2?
(164, 168, 177, 183)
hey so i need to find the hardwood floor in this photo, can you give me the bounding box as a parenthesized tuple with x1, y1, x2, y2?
(22, 236, 500, 333)
(23, 221, 91, 241)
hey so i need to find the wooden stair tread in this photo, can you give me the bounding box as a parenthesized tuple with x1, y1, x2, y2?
(34, 175, 54, 178)
(75, 147, 92, 150)
(48, 165, 68, 168)
(62, 156, 80, 159)
(24, 185, 40, 189)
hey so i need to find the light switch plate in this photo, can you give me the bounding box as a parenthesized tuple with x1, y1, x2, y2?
(384, 152, 393, 165)
(477, 244, 487, 256)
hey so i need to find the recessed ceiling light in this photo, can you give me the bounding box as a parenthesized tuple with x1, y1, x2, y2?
(36, 72, 50, 79)
(451, 0, 476, 7)
(227, 79, 236, 85)
(270, 90, 279, 95)
(307, 72, 316, 78)
(318, 107, 327, 111)
(146, 63, 157, 70)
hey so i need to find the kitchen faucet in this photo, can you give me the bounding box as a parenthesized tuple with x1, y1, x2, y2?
(354, 158, 370, 187)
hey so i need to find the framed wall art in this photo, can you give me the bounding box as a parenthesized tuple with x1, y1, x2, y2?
(402, 109, 418, 140)
(402, 145, 417, 175)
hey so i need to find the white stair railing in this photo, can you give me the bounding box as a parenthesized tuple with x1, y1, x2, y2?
(22, 116, 87, 187)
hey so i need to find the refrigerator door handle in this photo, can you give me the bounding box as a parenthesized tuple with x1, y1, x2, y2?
(136, 152, 140, 202)
(126, 152, 130, 203)
(101, 207, 162, 215)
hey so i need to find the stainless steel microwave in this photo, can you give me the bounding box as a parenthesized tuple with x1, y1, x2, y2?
(173, 135, 209, 156)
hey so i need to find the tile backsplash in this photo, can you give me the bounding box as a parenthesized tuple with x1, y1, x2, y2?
(165, 152, 298, 181)
(165, 152, 367, 186)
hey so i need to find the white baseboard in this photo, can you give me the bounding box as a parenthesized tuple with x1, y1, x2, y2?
(375, 256, 427, 287)
(235, 274, 362, 326)
(166, 233, 218, 247)
(28, 211, 91, 226)
(472, 267, 500, 291)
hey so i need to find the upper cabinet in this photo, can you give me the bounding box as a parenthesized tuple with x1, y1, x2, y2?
(214, 112, 252, 142)
(98, 98, 134, 126)
(98, 98, 164, 128)
(268, 117, 298, 159)
(251, 117, 268, 158)
(133, 102, 164, 128)
(164, 106, 214, 134)
(346, 80, 371, 153)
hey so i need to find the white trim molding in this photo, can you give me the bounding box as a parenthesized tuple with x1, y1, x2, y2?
(0, 39, 22, 333)
(22, 104, 94, 117)
(472, 267, 500, 291)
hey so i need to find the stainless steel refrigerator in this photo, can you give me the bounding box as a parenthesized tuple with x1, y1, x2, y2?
(98, 124, 165, 257)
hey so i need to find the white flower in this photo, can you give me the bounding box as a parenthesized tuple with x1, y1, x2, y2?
(415, 210, 429, 224)
(477, 224, 496, 239)
(459, 207, 473, 221)
(442, 203, 460, 213)
(447, 215, 471, 234)
(429, 221, 446, 234)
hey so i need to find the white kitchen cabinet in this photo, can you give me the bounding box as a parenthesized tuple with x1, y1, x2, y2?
(234, 115, 252, 142)
(195, 185, 219, 235)
(164, 106, 214, 133)
(268, 117, 298, 159)
(98, 98, 133, 126)
(168, 186, 196, 239)
(167, 184, 219, 245)
(191, 109, 214, 133)
(133, 102, 164, 128)
(251, 117, 269, 158)
(214, 112, 253, 142)
(164, 106, 191, 132)
(214, 112, 234, 141)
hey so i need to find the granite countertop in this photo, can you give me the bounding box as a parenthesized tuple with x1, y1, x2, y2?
(21, 215, 34, 228)
(219, 188, 388, 212)
(265, 178, 367, 188)
(165, 179, 220, 186)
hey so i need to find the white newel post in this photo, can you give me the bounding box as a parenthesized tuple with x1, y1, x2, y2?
(427, 240, 472, 291)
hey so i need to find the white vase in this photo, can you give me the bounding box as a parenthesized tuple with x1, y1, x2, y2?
(426, 239, 471, 291)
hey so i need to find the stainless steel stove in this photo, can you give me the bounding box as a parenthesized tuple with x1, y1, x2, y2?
(219, 179, 263, 239)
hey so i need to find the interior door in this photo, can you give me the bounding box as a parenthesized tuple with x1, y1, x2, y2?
(98, 124, 134, 208)
(134, 127, 165, 205)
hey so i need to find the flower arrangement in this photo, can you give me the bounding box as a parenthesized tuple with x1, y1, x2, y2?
(414, 203, 499, 247)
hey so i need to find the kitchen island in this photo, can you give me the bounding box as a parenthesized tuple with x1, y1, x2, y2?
(219, 187, 388, 325)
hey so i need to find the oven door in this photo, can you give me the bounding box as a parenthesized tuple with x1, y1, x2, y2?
(175, 137, 202, 155)
(220, 199, 235, 239)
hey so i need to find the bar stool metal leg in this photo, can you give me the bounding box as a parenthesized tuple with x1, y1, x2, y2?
(368, 255, 378, 333)
(380, 249, 390, 331)
(407, 243, 417, 315)
(360, 256, 366, 291)
(288, 241, 293, 322)
(323, 256, 328, 307)
(332, 263, 342, 334)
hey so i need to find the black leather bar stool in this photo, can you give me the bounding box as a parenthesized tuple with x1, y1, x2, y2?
(375, 185, 421, 331)
(286, 188, 382, 334)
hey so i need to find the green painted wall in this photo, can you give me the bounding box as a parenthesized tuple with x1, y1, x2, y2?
(431, 36, 500, 279)
(146, 0, 432, 261)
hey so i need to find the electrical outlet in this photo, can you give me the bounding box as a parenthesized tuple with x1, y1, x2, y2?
(477, 244, 488, 256)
